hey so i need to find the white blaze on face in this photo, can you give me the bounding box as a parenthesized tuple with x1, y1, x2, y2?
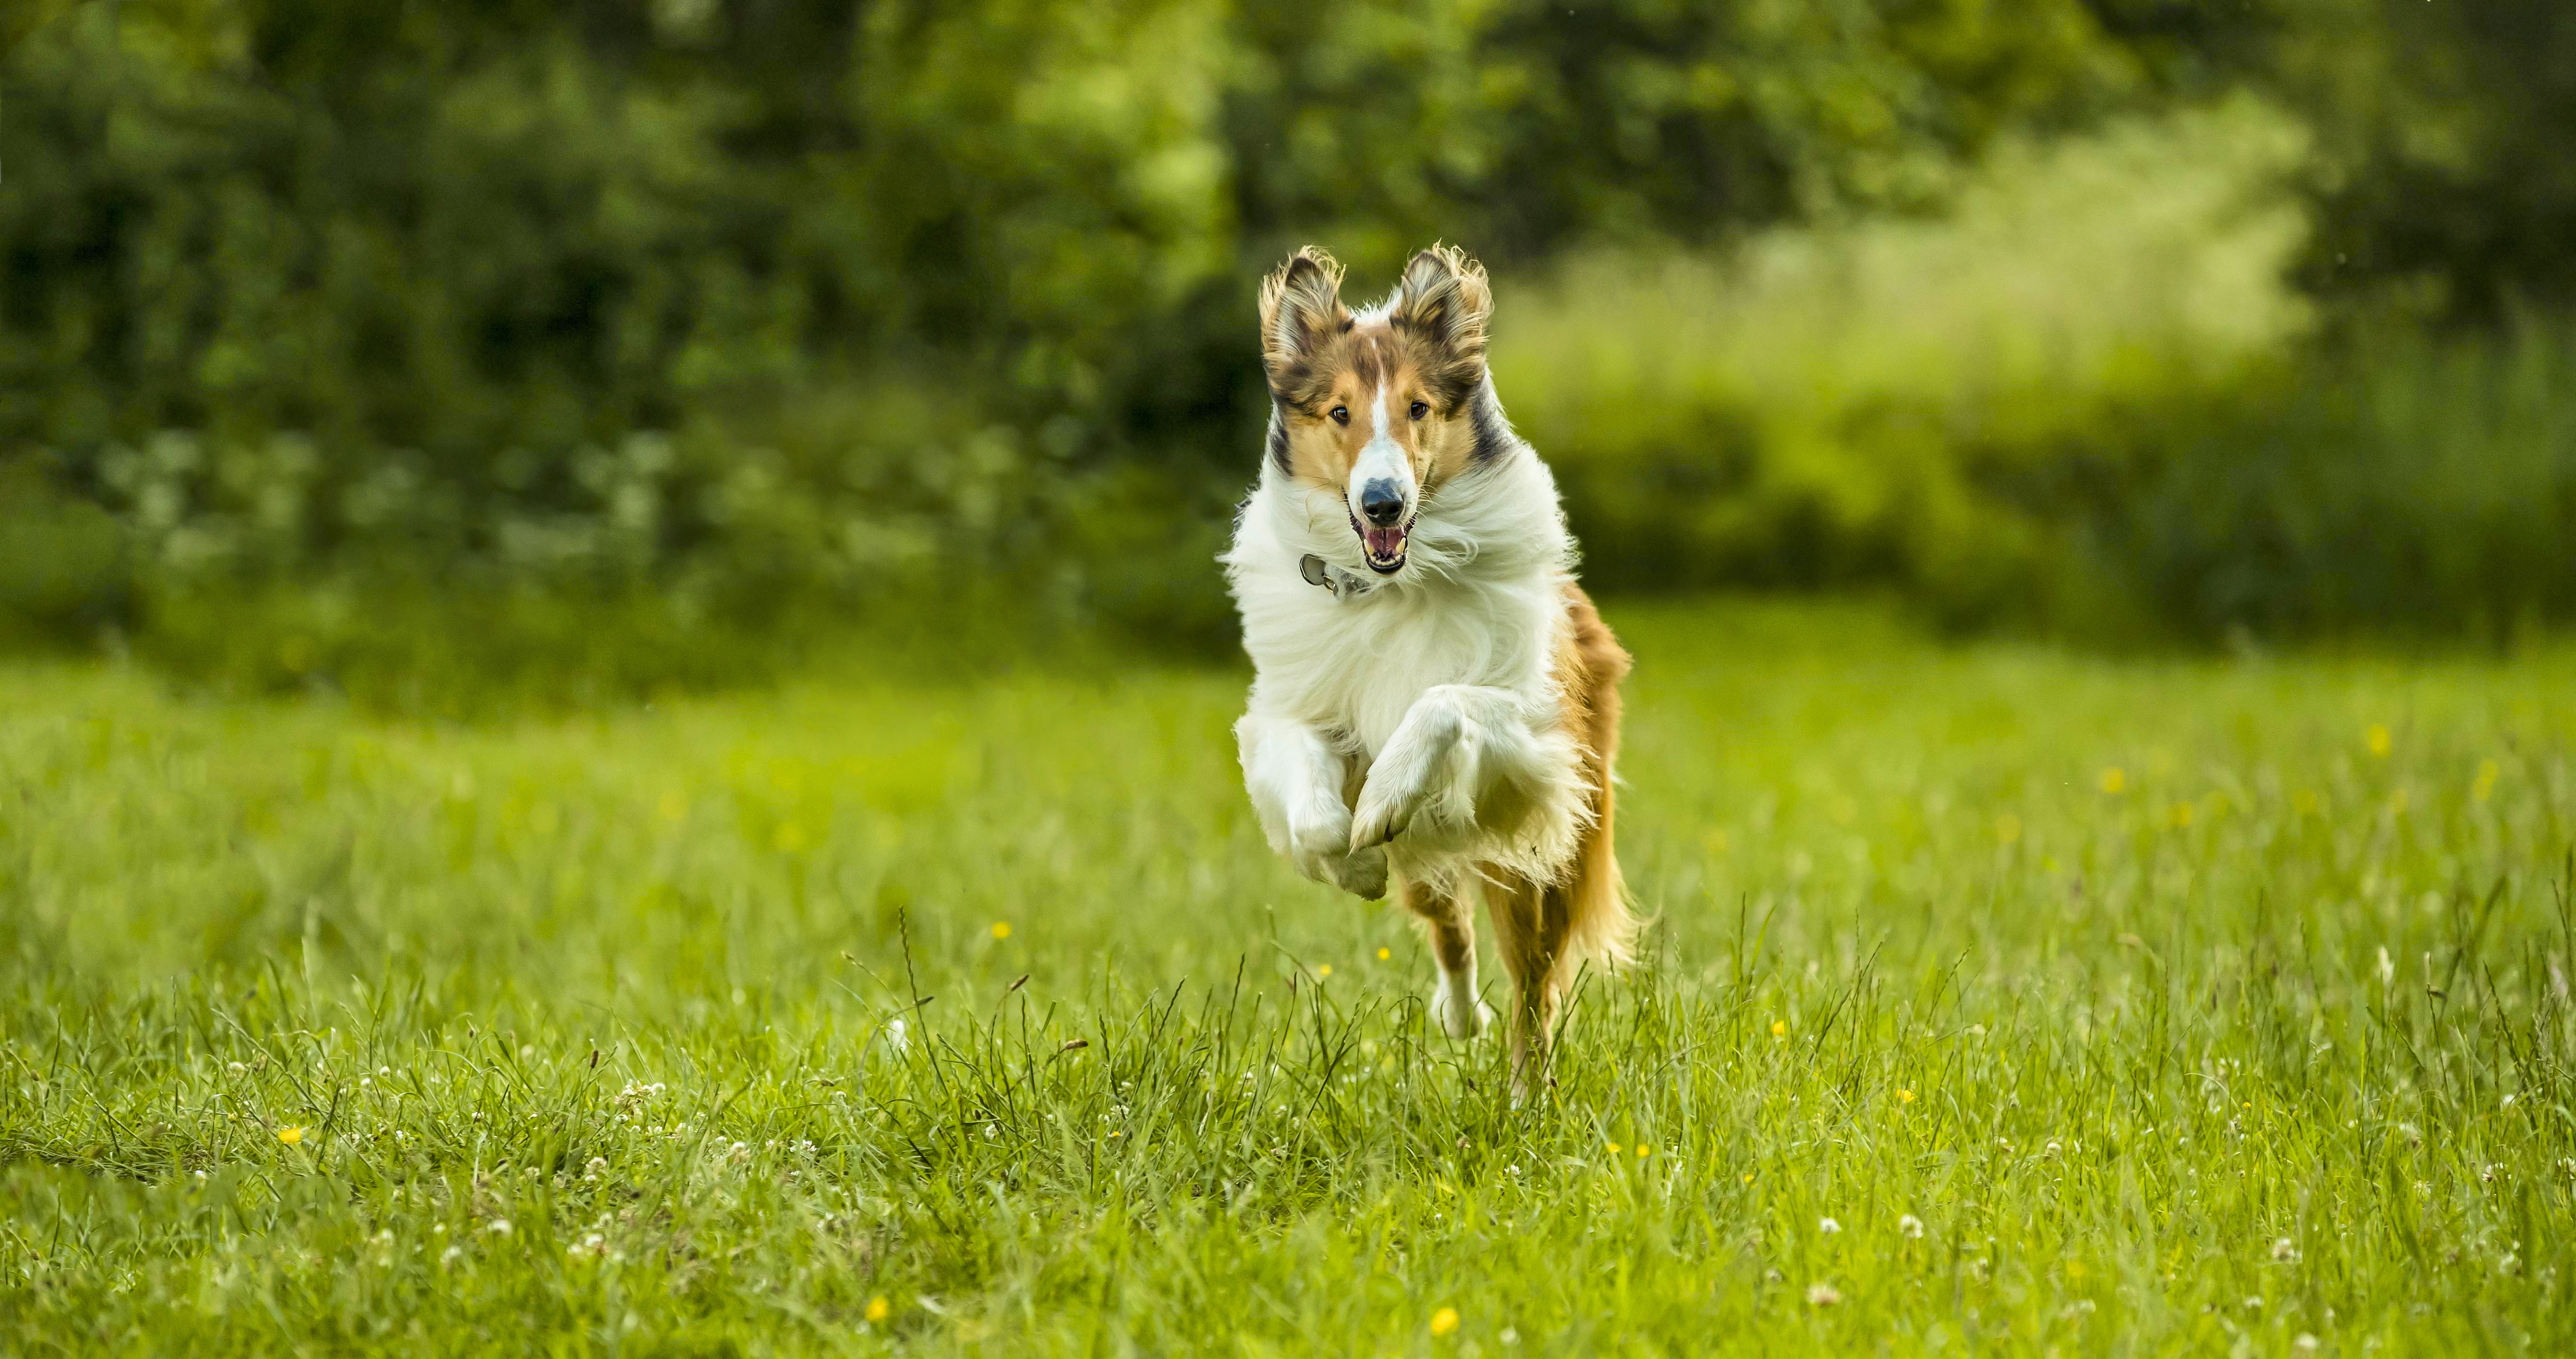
(1347, 386, 1417, 568)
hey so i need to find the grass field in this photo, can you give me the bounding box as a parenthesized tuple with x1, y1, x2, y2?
(6, 600, 2576, 1355)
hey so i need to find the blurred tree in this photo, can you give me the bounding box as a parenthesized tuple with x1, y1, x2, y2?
(1, 0, 2569, 669)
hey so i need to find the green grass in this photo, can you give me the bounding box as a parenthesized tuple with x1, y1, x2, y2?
(7, 599, 2576, 1354)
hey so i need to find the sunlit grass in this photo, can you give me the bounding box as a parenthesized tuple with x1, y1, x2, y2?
(5, 600, 2575, 1353)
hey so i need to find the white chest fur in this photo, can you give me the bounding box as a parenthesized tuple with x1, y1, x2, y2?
(1225, 448, 1572, 756)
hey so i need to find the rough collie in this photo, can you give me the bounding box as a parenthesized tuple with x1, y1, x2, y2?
(1223, 244, 1632, 1096)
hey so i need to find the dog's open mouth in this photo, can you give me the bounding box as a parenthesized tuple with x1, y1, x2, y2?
(1349, 513, 1414, 574)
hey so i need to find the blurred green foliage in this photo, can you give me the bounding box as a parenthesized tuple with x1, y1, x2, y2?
(3, 0, 2573, 698)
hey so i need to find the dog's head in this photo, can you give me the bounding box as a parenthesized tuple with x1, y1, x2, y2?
(1258, 245, 1494, 575)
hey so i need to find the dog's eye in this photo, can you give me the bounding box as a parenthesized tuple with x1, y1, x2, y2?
(1329, 406, 1349, 426)
(1409, 401, 1429, 420)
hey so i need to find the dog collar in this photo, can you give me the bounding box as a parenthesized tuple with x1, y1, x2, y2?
(1300, 554, 1375, 599)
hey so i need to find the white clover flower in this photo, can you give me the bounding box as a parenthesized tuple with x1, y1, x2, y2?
(487, 1219, 512, 1236)
(1899, 1214, 1924, 1239)
(2271, 1238, 2298, 1262)
(1805, 1283, 1841, 1307)
(1818, 1217, 1841, 1235)
(885, 1019, 909, 1053)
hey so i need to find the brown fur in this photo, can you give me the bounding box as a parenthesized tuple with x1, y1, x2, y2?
(1394, 584, 1633, 1094)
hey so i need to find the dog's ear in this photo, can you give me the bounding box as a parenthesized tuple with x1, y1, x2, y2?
(1390, 244, 1491, 368)
(1258, 248, 1350, 386)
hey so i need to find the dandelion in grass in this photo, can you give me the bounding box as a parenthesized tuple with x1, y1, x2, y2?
(1806, 1283, 1841, 1307)
(2367, 724, 2391, 757)
(1636, 1144, 1652, 1158)
(865, 1296, 890, 1323)
(1315, 964, 1331, 978)
(1771, 1019, 1786, 1037)
(991, 921, 1012, 940)
(1741, 1172, 1754, 1184)
(1604, 1141, 1622, 1156)
(2099, 767, 2126, 795)
(275, 1125, 306, 1144)
(1377, 947, 1391, 960)
(1899, 1214, 1924, 1239)
(1429, 1306, 1459, 1337)
(1898, 1088, 1916, 1104)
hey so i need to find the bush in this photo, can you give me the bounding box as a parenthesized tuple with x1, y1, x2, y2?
(1493, 98, 2315, 626)
(2098, 319, 2576, 645)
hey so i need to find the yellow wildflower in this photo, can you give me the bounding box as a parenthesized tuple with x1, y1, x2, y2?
(276, 1125, 305, 1145)
(1430, 1307, 1459, 1337)
(864, 1296, 890, 1323)
(2367, 724, 2391, 757)
(1898, 1089, 1916, 1104)
(990, 921, 1012, 940)
(2099, 768, 2126, 795)
(1377, 947, 1391, 960)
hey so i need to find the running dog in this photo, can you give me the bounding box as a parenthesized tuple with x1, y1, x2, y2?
(1224, 244, 1632, 1096)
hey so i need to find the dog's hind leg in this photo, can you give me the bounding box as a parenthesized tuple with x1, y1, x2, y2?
(1482, 869, 1570, 1101)
(1397, 875, 1490, 1038)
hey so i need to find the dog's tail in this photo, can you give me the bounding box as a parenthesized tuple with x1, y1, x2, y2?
(1562, 787, 1635, 970)
(1559, 586, 1637, 970)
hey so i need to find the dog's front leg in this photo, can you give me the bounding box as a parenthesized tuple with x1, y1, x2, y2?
(1237, 711, 1387, 899)
(1350, 684, 1562, 851)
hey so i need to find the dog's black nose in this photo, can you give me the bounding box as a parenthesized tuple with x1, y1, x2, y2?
(1360, 479, 1408, 527)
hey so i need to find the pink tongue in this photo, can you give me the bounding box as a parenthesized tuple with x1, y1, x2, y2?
(1364, 526, 1407, 561)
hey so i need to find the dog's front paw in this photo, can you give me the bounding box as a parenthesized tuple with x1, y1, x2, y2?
(1328, 844, 1388, 899)
(1351, 703, 1465, 851)
(1289, 804, 1386, 899)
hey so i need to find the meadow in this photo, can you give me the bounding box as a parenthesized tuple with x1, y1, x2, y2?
(6, 599, 2575, 1355)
